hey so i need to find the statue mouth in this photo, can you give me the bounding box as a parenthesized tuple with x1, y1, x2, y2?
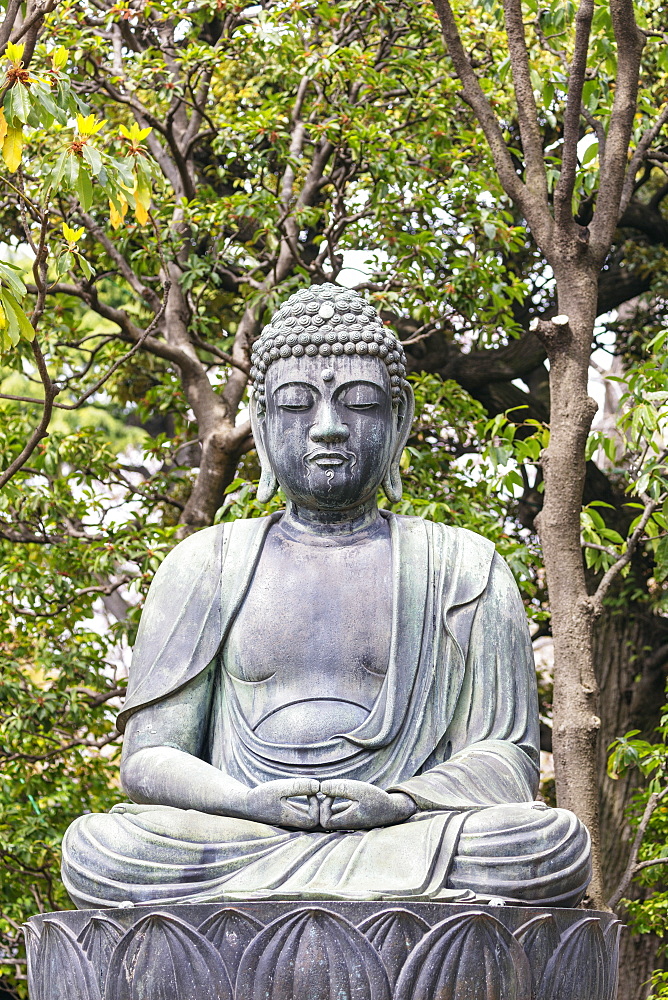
(305, 449, 354, 470)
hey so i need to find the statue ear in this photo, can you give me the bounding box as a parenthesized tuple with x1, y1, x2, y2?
(250, 398, 279, 504)
(382, 382, 415, 504)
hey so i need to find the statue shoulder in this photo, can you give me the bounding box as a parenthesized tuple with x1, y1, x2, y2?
(152, 516, 274, 586)
(393, 516, 498, 609)
(439, 522, 496, 561)
(155, 522, 225, 576)
(391, 513, 496, 562)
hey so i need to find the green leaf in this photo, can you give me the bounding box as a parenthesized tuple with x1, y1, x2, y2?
(30, 80, 67, 125)
(64, 152, 80, 185)
(75, 169, 93, 211)
(75, 253, 93, 280)
(50, 150, 69, 188)
(0, 260, 27, 299)
(82, 144, 102, 176)
(2, 288, 34, 341)
(5, 80, 31, 125)
(581, 141, 599, 165)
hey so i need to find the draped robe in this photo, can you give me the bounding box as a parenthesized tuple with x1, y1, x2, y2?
(61, 513, 591, 908)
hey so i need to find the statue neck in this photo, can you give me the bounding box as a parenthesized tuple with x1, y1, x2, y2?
(278, 498, 386, 545)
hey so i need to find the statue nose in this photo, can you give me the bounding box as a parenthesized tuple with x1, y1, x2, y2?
(309, 406, 349, 444)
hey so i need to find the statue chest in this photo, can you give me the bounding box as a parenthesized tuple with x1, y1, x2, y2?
(222, 525, 392, 744)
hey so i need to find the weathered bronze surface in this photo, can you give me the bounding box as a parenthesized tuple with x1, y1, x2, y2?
(61, 283, 591, 909)
(24, 900, 621, 1000)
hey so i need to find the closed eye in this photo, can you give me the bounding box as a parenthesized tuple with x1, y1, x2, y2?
(274, 385, 316, 411)
(344, 401, 379, 411)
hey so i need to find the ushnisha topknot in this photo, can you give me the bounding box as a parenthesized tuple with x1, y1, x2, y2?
(250, 283, 408, 407)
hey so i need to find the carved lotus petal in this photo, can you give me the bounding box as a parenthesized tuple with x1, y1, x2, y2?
(515, 913, 561, 995)
(235, 905, 391, 1000)
(77, 914, 123, 992)
(395, 910, 531, 1000)
(23, 920, 41, 1000)
(539, 917, 608, 1000)
(104, 911, 232, 1000)
(32, 919, 101, 1000)
(603, 919, 623, 1000)
(199, 908, 264, 975)
(358, 908, 430, 986)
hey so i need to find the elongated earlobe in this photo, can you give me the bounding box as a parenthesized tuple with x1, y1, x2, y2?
(257, 467, 278, 503)
(250, 398, 279, 504)
(382, 384, 414, 504)
(382, 464, 403, 504)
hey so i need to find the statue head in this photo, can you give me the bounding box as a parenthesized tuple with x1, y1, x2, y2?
(250, 284, 414, 511)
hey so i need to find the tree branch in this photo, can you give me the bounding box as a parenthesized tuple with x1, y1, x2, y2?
(620, 103, 668, 216)
(607, 787, 668, 909)
(501, 0, 550, 208)
(554, 0, 594, 228)
(590, 0, 645, 257)
(79, 211, 162, 313)
(0, 339, 59, 490)
(431, 0, 524, 206)
(590, 486, 666, 613)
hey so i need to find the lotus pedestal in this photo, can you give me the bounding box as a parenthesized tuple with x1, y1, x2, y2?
(24, 899, 621, 1000)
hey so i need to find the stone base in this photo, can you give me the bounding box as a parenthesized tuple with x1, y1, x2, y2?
(24, 899, 621, 1000)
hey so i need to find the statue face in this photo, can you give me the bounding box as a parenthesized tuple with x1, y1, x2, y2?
(259, 354, 396, 510)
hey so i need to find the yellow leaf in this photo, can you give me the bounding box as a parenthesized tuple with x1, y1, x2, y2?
(0, 109, 7, 145)
(109, 197, 127, 230)
(120, 122, 152, 144)
(0, 301, 6, 330)
(52, 46, 68, 70)
(134, 199, 149, 225)
(76, 113, 106, 136)
(133, 176, 151, 224)
(62, 222, 85, 242)
(6, 42, 25, 64)
(2, 125, 23, 173)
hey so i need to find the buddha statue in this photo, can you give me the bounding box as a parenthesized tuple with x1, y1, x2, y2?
(61, 284, 591, 909)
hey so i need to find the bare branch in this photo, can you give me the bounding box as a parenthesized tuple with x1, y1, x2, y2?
(581, 105, 607, 162)
(5, 577, 130, 619)
(0, 339, 59, 490)
(590, 485, 667, 613)
(620, 103, 668, 215)
(607, 787, 668, 909)
(56, 281, 171, 410)
(190, 333, 251, 375)
(79, 686, 126, 708)
(79, 211, 162, 313)
(2, 0, 61, 53)
(554, 0, 594, 228)
(591, 0, 645, 257)
(501, 0, 550, 208)
(0, 0, 23, 49)
(1, 732, 119, 764)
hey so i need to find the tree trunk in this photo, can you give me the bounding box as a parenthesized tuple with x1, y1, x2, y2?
(536, 268, 604, 905)
(178, 429, 248, 534)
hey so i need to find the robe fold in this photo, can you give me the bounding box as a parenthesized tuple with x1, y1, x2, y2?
(62, 513, 591, 908)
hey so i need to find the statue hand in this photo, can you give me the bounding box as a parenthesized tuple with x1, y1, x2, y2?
(243, 779, 320, 830)
(319, 779, 416, 830)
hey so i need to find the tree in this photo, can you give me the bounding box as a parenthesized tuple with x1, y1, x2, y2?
(1, 1, 668, 997)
